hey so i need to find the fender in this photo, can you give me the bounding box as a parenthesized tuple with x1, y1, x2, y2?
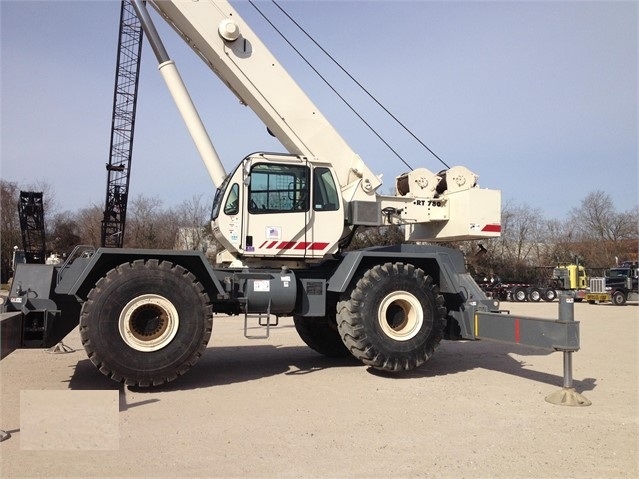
(55, 248, 225, 301)
(327, 244, 468, 294)
(326, 244, 498, 340)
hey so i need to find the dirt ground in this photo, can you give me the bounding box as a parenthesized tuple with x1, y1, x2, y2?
(1, 301, 637, 478)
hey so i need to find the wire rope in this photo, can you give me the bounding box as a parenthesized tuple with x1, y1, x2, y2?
(248, 0, 416, 171)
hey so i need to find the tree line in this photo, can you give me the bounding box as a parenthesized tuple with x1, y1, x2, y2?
(2, 179, 637, 284)
(1, 180, 214, 281)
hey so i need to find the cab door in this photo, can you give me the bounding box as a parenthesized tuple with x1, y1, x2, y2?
(243, 160, 311, 258)
(307, 166, 343, 258)
(242, 161, 343, 259)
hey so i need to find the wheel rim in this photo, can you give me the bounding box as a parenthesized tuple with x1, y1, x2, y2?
(119, 294, 179, 352)
(377, 291, 423, 341)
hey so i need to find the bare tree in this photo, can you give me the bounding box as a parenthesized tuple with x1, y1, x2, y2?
(1, 181, 22, 281)
(496, 202, 545, 275)
(568, 191, 638, 267)
(124, 195, 181, 249)
(570, 191, 616, 241)
(174, 194, 214, 252)
(542, 218, 580, 263)
(48, 211, 81, 255)
(75, 205, 104, 248)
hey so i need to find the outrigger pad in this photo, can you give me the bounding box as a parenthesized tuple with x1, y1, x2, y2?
(545, 387, 591, 407)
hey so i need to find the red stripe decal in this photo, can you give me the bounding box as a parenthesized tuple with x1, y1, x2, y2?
(308, 242, 329, 251)
(481, 224, 501, 233)
(279, 241, 297, 250)
(294, 242, 310, 250)
(267, 241, 278, 249)
(515, 318, 521, 343)
(259, 241, 268, 248)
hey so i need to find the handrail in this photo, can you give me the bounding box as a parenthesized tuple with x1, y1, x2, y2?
(56, 245, 96, 285)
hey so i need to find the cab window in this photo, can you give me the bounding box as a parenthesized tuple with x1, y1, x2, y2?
(313, 167, 339, 211)
(248, 163, 309, 213)
(223, 183, 240, 215)
(211, 174, 232, 220)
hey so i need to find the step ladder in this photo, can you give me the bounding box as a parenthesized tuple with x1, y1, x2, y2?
(243, 300, 278, 339)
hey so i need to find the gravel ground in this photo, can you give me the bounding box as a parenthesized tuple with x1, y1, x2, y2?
(1, 301, 637, 478)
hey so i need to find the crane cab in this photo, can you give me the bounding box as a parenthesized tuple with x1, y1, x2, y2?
(212, 153, 346, 263)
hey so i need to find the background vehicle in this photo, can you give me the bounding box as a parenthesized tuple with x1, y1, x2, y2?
(479, 263, 588, 302)
(586, 261, 638, 305)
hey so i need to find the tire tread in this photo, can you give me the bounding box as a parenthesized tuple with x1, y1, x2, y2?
(80, 259, 212, 387)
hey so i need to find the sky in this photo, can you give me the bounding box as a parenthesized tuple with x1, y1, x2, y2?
(1, 0, 637, 221)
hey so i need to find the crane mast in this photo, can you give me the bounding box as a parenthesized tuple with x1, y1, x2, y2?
(18, 191, 46, 264)
(101, 0, 144, 248)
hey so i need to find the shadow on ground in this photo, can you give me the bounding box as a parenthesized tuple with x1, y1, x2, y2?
(370, 340, 597, 394)
(67, 344, 360, 393)
(66, 338, 596, 397)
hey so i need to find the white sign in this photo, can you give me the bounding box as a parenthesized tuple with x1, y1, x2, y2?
(253, 280, 270, 292)
(266, 227, 281, 240)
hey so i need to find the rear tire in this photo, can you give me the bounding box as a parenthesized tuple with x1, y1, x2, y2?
(528, 287, 542, 302)
(512, 287, 527, 302)
(293, 314, 350, 357)
(80, 259, 212, 387)
(337, 262, 446, 372)
(542, 288, 557, 302)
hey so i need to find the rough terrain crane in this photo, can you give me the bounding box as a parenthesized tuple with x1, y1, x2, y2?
(2, 0, 580, 389)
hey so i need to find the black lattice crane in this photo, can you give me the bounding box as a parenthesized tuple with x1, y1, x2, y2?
(18, 191, 46, 264)
(101, 0, 144, 248)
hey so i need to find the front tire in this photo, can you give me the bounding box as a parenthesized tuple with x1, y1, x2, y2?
(612, 290, 627, 306)
(80, 259, 213, 387)
(337, 263, 446, 372)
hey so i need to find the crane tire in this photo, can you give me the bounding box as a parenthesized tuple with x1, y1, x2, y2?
(336, 262, 446, 372)
(80, 259, 213, 387)
(293, 314, 351, 357)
